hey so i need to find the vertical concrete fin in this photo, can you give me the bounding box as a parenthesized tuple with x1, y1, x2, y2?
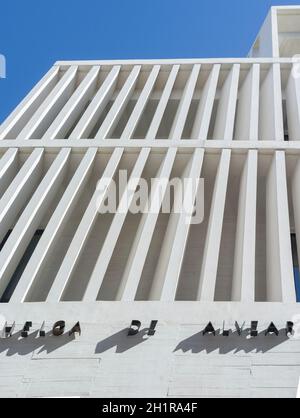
(43, 66, 100, 139)
(146, 65, 180, 140)
(121, 65, 160, 139)
(11, 148, 97, 303)
(191, 64, 221, 140)
(17, 66, 78, 139)
(266, 151, 295, 302)
(169, 64, 201, 140)
(234, 64, 260, 141)
(159, 149, 204, 301)
(95, 66, 141, 139)
(149, 149, 204, 300)
(213, 64, 240, 141)
(231, 150, 257, 302)
(83, 148, 150, 301)
(0, 149, 19, 197)
(259, 63, 284, 141)
(116, 148, 177, 301)
(286, 64, 300, 141)
(46, 148, 124, 302)
(0, 148, 71, 299)
(0, 148, 44, 244)
(197, 149, 231, 301)
(0, 66, 60, 140)
(292, 157, 300, 280)
(70, 66, 121, 139)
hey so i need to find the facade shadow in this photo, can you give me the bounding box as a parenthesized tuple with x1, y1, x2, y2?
(174, 328, 290, 354)
(0, 330, 76, 356)
(95, 328, 150, 354)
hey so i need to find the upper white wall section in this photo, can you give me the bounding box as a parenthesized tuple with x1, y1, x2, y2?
(249, 6, 300, 58)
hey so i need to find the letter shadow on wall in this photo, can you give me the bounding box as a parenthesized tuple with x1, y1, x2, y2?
(0, 331, 76, 356)
(174, 328, 290, 355)
(95, 328, 151, 354)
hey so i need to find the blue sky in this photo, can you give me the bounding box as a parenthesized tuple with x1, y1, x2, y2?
(0, 0, 299, 123)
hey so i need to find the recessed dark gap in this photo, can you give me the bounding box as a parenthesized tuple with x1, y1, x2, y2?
(0, 230, 12, 252)
(283, 100, 289, 141)
(0, 230, 44, 303)
(156, 99, 180, 139)
(291, 233, 300, 302)
(207, 99, 219, 139)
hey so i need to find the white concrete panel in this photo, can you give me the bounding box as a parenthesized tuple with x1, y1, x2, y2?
(191, 64, 221, 140)
(159, 149, 204, 301)
(0, 148, 19, 197)
(213, 64, 240, 140)
(169, 64, 201, 140)
(248, 9, 277, 58)
(286, 64, 300, 141)
(232, 150, 257, 301)
(292, 157, 300, 276)
(234, 64, 260, 141)
(197, 149, 231, 301)
(259, 64, 284, 141)
(266, 151, 295, 302)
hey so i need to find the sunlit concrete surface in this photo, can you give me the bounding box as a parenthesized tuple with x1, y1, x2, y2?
(1, 5, 300, 398)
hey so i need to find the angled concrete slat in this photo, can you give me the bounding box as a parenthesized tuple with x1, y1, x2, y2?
(169, 64, 201, 140)
(115, 148, 177, 301)
(266, 151, 295, 302)
(292, 157, 300, 279)
(286, 64, 300, 141)
(191, 64, 221, 140)
(231, 150, 258, 301)
(197, 149, 231, 301)
(234, 64, 260, 141)
(121, 65, 160, 139)
(83, 148, 150, 301)
(43, 66, 100, 139)
(95, 66, 141, 139)
(46, 148, 124, 301)
(0, 66, 60, 140)
(0, 148, 71, 299)
(70, 66, 121, 139)
(0, 148, 19, 197)
(259, 63, 284, 141)
(0, 148, 44, 244)
(212, 64, 240, 141)
(11, 148, 97, 303)
(146, 65, 180, 140)
(17, 66, 78, 139)
(159, 149, 204, 301)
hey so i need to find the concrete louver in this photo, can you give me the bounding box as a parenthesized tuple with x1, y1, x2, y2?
(0, 59, 298, 304)
(0, 62, 294, 142)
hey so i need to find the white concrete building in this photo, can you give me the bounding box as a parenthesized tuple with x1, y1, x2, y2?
(1, 5, 300, 398)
